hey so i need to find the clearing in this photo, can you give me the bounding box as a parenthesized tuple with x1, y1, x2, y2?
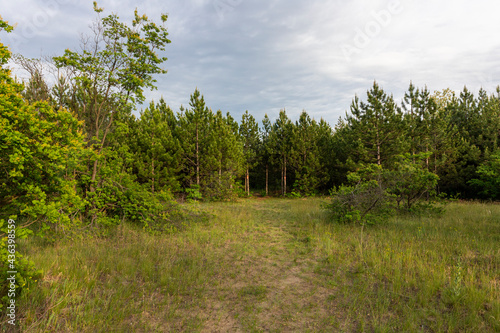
(11, 198, 500, 332)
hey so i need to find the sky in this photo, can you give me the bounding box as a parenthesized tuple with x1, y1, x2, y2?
(2, 0, 500, 126)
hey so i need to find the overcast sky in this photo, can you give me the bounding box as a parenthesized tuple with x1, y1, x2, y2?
(2, 0, 500, 125)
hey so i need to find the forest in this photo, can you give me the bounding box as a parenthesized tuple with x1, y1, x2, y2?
(1, 4, 500, 332)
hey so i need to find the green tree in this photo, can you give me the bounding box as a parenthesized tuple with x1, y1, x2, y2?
(426, 89, 461, 194)
(260, 114, 273, 196)
(1, 18, 80, 312)
(290, 111, 328, 195)
(13, 55, 52, 104)
(203, 110, 244, 199)
(315, 118, 336, 191)
(134, 99, 182, 193)
(1, 19, 86, 230)
(386, 154, 440, 211)
(53, 2, 171, 194)
(346, 81, 405, 167)
(441, 88, 483, 197)
(402, 83, 457, 179)
(330, 117, 357, 188)
(176, 89, 214, 190)
(469, 149, 500, 199)
(239, 110, 260, 196)
(269, 110, 294, 195)
(326, 164, 391, 225)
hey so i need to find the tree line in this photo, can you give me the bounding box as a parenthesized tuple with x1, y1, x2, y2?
(2, 5, 500, 227)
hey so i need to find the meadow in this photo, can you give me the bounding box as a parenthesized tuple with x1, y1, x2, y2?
(9, 198, 500, 332)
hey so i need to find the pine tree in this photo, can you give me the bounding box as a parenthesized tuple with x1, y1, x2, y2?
(346, 81, 404, 167)
(239, 110, 260, 196)
(204, 110, 244, 199)
(427, 89, 473, 196)
(261, 114, 273, 196)
(402, 82, 419, 160)
(290, 111, 328, 195)
(269, 110, 294, 195)
(134, 100, 182, 193)
(316, 118, 336, 190)
(176, 89, 213, 189)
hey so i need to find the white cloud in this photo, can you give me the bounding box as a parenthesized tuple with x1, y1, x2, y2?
(2, 0, 500, 125)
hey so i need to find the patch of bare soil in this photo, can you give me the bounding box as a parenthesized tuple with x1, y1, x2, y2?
(196, 251, 339, 332)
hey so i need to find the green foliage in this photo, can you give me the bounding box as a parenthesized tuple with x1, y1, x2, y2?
(177, 90, 244, 200)
(287, 190, 303, 198)
(240, 110, 260, 195)
(47, 4, 177, 228)
(0, 18, 43, 314)
(325, 164, 392, 225)
(386, 153, 440, 211)
(1, 20, 86, 233)
(469, 149, 500, 199)
(186, 185, 203, 202)
(346, 82, 405, 166)
(290, 111, 329, 196)
(268, 110, 294, 195)
(0, 218, 42, 314)
(202, 172, 240, 201)
(54, 3, 170, 108)
(204, 110, 245, 199)
(439, 87, 500, 197)
(176, 89, 214, 188)
(326, 158, 442, 224)
(132, 99, 182, 193)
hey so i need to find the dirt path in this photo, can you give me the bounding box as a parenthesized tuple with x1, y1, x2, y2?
(185, 201, 341, 332)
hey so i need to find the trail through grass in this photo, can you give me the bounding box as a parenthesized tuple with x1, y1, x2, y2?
(6, 199, 500, 332)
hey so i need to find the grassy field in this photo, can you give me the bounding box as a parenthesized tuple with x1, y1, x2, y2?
(6, 198, 500, 332)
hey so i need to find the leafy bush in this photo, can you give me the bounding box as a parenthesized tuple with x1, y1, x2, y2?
(385, 154, 440, 212)
(325, 157, 443, 224)
(325, 164, 393, 224)
(1, 18, 87, 234)
(0, 218, 42, 315)
(186, 185, 203, 202)
(201, 173, 241, 201)
(469, 150, 500, 200)
(287, 190, 303, 198)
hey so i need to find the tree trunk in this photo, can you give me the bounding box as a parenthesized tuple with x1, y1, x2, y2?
(152, 138, 155, 194)
(284, 155, 287, 195)
(152, 157, 155, 193)
(196, 122, 200, 186)
(219, 162, 222, 185)
(376, 131, 381, 165)
(90, 159, 98, 192)
(281, 163, 284, 196)
(265, 164, 268, 196)
(434, 150, 437, 174)
(426, 146, 429, 171)
(246, 167, 250, 196)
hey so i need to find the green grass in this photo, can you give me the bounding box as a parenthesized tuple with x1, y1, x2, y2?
(4, 199, 500, 332)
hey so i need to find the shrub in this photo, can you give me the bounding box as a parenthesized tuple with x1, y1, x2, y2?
(385, 154, 440, 212)
(325, 157, 443, 224)
(325, 164, 393, 225)
(469, 150, 500, 200)
(0, 218, 42, 315)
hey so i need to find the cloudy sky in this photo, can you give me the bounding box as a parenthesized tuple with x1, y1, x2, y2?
(2, 0, 500, 125)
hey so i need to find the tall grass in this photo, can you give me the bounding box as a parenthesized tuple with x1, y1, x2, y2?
(4, 199, 499, 332)
(304, 200, 500, 332)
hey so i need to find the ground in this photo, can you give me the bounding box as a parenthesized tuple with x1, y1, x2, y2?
(10, 198, 500, 332)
